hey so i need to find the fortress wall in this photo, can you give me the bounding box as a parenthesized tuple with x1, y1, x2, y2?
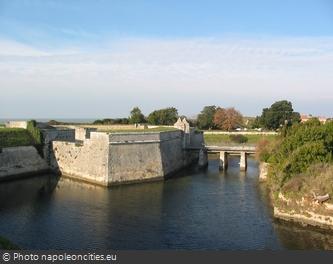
(108, 141, 164, 184)
(51, 133, 109, 186)
(5, 121, 28, 129)
(109, 132, 161, 142)
(107, 130, 186, 184)
(52, 130, 203, 186)
(190, 131, 205, 148)
(0, 146, 49, 180)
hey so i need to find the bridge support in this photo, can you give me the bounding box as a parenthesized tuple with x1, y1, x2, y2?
(240, 152, 247, 171)
(198, 148, 208, 168)
(219, 151, 228, 170)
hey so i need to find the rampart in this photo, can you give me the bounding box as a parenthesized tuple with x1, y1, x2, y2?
(0, 146, 49, 181)
(51, 123, 204, 186)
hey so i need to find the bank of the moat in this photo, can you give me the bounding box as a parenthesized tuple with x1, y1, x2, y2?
(1, 157, 333, 250)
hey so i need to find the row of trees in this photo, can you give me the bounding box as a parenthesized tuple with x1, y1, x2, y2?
(93, 100, 301, 131)
(94, 107, 179, 126)
(128, 107, 179, 125)
(196, 106, 243, 131)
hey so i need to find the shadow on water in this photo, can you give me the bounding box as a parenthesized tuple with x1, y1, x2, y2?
(1, 157, 333, 249)
(0, 174, 59, 209)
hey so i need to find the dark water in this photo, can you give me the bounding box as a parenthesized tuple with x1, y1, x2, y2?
(1, 157, 333, 250)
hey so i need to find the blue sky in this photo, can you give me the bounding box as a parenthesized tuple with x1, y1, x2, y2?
(1, 0, 333, 118)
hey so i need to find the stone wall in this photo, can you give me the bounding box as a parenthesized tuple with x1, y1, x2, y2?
(51, 130, 202, 186)
(0, 146, 49, 181)
(51, 132, 109, 185)
(75, 127, 97, 141)
(41, 128, 75, 164)
(5, 121, 28, 129)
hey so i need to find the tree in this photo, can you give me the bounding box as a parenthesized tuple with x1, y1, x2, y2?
(147, 107, 178, 125)
(259, 100, 300, 130)
(129, 107, 145, 124)
(197, 105, 217, 130)
(213, 107, 243, 131)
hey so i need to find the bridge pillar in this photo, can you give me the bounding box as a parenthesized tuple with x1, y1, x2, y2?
(219, 151, 228, 170)
(198, 148, 208, 168)
(240, 152, 247, 171)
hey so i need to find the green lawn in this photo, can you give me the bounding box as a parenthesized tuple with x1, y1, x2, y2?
(0, 128, 35, 148)
(204, 134, 277, 146)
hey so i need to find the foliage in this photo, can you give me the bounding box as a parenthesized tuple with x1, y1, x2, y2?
(147, 107, 178, 125)
(229, 134, 248, 144)
(204, 133, 276, 146)
(249, 116, 261, 129)
(93, 118, 129, 125)
(213, 107, 243, 131)
(0, 128, 35, 148)
(129, 107, 146, 124)
(258, 100, 300, 130)
(27, 120, 42, 145)
(197, 105, 217, 130)
(261, 120, 333, 192)
(282, 163, 333, 199)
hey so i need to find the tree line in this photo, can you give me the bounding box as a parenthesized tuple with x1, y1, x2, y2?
(93, 100, 302, 131)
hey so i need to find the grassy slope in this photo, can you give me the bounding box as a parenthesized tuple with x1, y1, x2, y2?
(0, 236, 19, 249)
(0, 128, 35, 148)
(204, 134, 277, 145)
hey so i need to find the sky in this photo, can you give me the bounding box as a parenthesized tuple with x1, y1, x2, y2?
(0, 0, 333, 119)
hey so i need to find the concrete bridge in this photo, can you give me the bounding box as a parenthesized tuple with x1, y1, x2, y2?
(189, 145, 256, 171)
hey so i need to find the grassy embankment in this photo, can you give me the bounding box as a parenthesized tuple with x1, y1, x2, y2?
(256, 119, 333, 216)
(0, 121, 42, 148)
(0, 128, 35, 148)
(204, 133, 277, 145)
(0, 236, 19, 249)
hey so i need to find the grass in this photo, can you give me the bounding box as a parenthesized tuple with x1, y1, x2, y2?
(0, 128, 35, 148)
(98, 127, 178, 133)
(0, 236, 19, 249)
(204, 134, 277, 146)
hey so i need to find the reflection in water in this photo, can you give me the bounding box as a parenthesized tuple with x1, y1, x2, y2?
(274, 220, 333, 250)
(0, 157, 333, 249)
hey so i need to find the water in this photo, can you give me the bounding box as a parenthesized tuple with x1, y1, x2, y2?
(1, 157, 333, 250)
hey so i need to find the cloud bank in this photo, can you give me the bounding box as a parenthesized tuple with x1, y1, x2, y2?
(1, 36, 333, 118)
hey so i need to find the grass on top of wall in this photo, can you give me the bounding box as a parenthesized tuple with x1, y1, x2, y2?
(98, 127, 179, 133)
(0, 128, 35, 148)
(204, 134, 277, 146)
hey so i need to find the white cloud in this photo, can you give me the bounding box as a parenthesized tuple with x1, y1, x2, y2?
(0, 36, 333, 118)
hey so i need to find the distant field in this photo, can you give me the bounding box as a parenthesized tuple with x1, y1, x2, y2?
(204, 134, 277, 146)
(0, 128, 35, 148)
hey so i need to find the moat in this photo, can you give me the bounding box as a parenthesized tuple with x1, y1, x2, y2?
(1, 157, 333, 250)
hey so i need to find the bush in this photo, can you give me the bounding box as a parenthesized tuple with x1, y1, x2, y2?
(265, 120, 333, 192)
(27, 120, 42, 145)
(229, 134, 248, 144)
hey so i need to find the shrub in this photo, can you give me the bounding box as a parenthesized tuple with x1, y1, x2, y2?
(229, 134, 248, 144)
(27, 120, 42, 145)
(265, 120, 333, 193)
(255, 139, 271, 162)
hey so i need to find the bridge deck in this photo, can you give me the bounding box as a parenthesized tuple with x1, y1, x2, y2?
(186, 145, 256, 153)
